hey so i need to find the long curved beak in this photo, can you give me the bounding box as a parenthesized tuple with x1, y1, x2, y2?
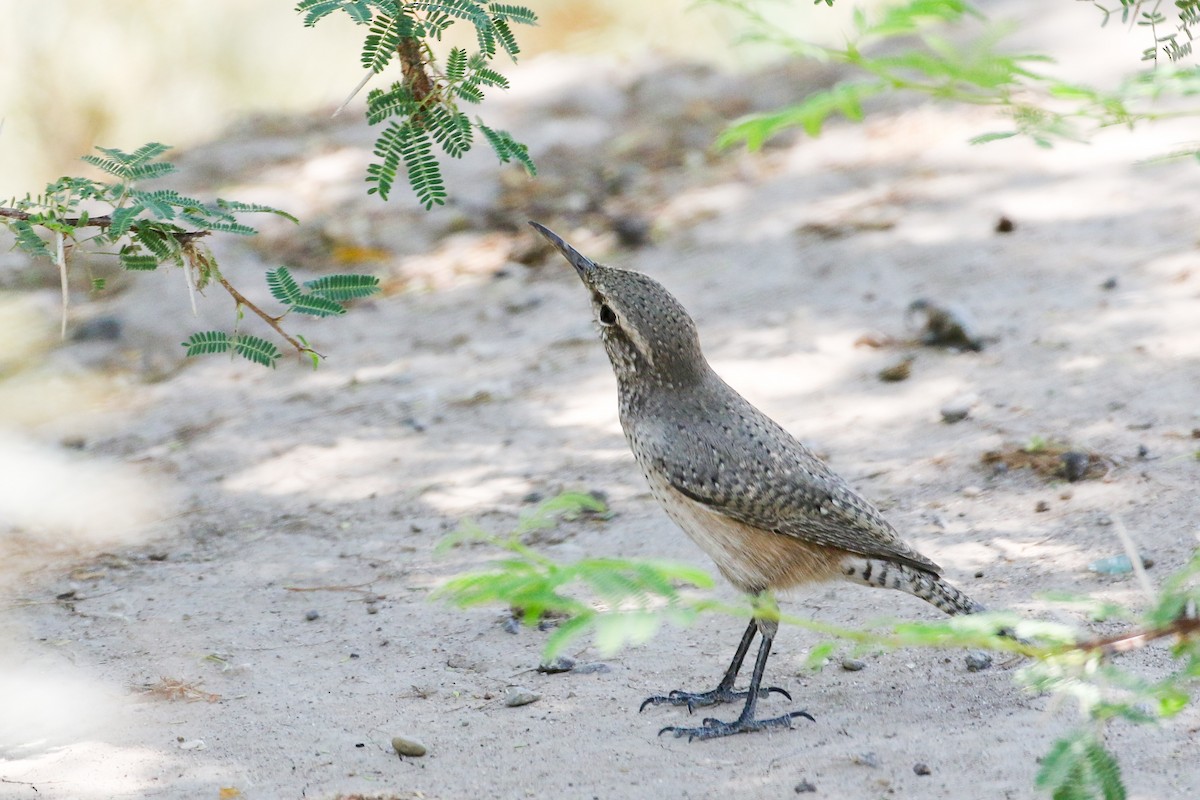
(528, 221, 596, 277)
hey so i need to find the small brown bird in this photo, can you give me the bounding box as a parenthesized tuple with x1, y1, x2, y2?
(530, 222, 987, 741)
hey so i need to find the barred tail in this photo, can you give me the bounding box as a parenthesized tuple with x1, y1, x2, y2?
(840, 557, 985, 616)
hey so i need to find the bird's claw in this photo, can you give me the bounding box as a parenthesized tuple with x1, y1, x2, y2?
(639, 685, 791, 714)
(657, 709, 815, 741)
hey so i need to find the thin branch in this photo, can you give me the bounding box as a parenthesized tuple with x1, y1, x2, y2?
(1074, 615, 1200, 656)
(213, 273, 321, 361)
(0, 207, 211, 244)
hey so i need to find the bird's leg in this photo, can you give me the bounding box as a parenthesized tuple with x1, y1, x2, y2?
(639, 594, 791, 714)
(658, 615, 814, 741)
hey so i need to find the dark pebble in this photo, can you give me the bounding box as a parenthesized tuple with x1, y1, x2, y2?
(1035, 500, 1050, 513)
(1136, 444, 1149, 458)
(794, 780, 817, 793)
(841, 658, 866, 672)
(522, 491, 544, 504)
(965, 651, 993, 672)
(1061, 451, 1089, 482)
(305, 610, 320, 621)
(1100, 277, 1118, 290)
(611, 214, 651, 248)
(995, 216, 1015, 233)
(914, 762, 932, 776)
(974, 570, 985, 578)
(501, 616, 521, 634)
(537, 656, 576, 674)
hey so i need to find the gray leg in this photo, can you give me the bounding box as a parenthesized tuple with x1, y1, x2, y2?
(658, 615, 814, 741)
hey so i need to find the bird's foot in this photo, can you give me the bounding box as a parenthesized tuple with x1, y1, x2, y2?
(658, 709, 815, 742)
(639, 685, 791, 714)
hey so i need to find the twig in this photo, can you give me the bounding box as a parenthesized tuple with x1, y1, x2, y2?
(0, 207, 210, 244)
(1112, 516, 1156, 602)
(1074, 615, 1200, 656)
(55, 231, 67, 339)
(214, 273, 320, 361)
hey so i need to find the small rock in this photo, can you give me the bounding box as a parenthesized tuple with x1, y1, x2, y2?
(965, 651, 993, 672)
(1136, 444, 1149, 459)
(914, 762, 932, 776)
(1087, 555, 1154, 575)
(940, 395, 974, 423)
(1035, 500, 1050, 513)
(907, 299, 984, 351)
(878, 357, 914, 383)
(391, 735, 427, 757)
(537, 656, 576, 674)
(1100, 276, 1118, 290)
(305, 610, 320, 621)
(504, 686, 540, 707)
(178, 739, 207, 751)
(611, 214, 651, 248)
(71, 315, 123, 342)
(974, 570, 985, 578)
(1061, 451, 1089, 482)
(852, 751, 880, 768)
(841, 658, 866, 672)
(961, 486, 982, 498)
(794, 780, 817, 793)
(995, 216, 1015, 234)
(501, 615, 521, 634)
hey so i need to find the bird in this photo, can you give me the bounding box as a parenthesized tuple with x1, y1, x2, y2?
(528, 221, 989, 742)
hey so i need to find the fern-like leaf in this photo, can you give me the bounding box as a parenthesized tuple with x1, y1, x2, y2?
(10, 219, 52, 259)
(297, 0, 349, 26)
(491, 17, 519, 58)
(426, 106, 474, 157)
(362, 12, 414, 72)
(398, 124, 446, 208)
(454, 82, 485, 103)
(119, 246, 160, 271)
(290, 294, 348, 317)
(304, 273, 381, 300)
(182, 330, 234, 357)
(266, 266, 303, 304)
(366, 83, 419, 125)
(233, 334, 282, 367)
(445, 46, 468, 80)
(477, 123, 536, 174)
(132, 224, 183, 262)
(487, 3, 536, 25)
(107, 205, 144, 239)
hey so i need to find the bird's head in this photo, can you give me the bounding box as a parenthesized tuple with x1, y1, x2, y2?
(529, 221, 706, 387)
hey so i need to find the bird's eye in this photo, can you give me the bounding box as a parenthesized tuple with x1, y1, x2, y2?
(598, 303, 617, 327)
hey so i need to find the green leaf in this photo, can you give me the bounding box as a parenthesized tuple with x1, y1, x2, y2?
(445, 46, 468, 80)
(717, 80, 887, 149)
(233, 334, 283, 367)
(9, 219, 52, 259)
(805, 641, 837, 670)
(108, 205, 143, 239)
(182, 330, 233, 357)
(477, 123, 536, 175)
(303, 273, 381, 300)
(266, 266, 303, 304)
(291, 294, 348, 317)
(119, 246, 160, 271)
(969, 131, 1019, 144)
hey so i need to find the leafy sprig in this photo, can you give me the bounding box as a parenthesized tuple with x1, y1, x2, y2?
(0, 143, 379, 368)
(713, 0, 1200, 155)
(298, 0, 537, 207)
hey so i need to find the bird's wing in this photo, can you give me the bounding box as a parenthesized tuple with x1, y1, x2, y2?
(638, 406, 943, 576)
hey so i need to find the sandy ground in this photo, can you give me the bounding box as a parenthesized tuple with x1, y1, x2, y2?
(3, 8, 1200, 799)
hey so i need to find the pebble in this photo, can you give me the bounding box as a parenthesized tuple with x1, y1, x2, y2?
(1035, 500, 1050, 513)
(1061, 451, 1089, 482)
(940, 394, 976, 423)
(852, 751, 880, 768)
(961, 486, 982, 498)
(504, 686, 541, 707)
(914, 762, 932, 776)
(178, 739, 207, 751)
(537, 656, 576, 674)
(878, 357, 913, 382)
(840, 658, 866, 672)
(794, 780, 817, 793)
(391, 735, 427, 757)
(305, 610, 320, 621)
(965, 651, 993, 672)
